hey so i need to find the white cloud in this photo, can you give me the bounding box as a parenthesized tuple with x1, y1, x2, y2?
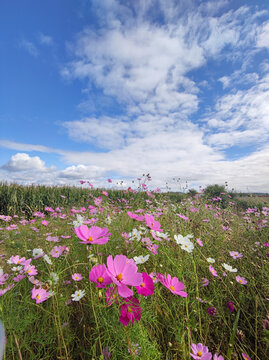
(206, 73, 269, 148)
(257, 21, 269, 49)
(19, 39, 39, 56)
(38, 33, 53, 46)
(1, 153, 53, 172)
(58, 164, 105, 180)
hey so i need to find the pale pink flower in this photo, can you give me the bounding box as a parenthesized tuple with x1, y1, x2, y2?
(236, 276, 247, 285)
(190, 343, 212, 360)
(72, 273, 83, 281)
(31, 287, 50, 304)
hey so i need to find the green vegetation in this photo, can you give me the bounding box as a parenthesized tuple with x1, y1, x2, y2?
(0, 184, 268, 359)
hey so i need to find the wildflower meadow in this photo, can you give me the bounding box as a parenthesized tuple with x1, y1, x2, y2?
(0, 180, 268, 359)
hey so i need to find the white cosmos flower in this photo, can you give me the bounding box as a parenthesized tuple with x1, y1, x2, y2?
(174, 234, 193, 245)
(11, 266, 23, 272)
(128, 228, 141, 242)
(206, 258, 215, 263)
(43, 254, 52, 265)
(133, 255, 150, 265)
(72, 215, 85, 228)
(222, 263, 238, 272)
(71, 290, 86, 301)
(180, 241, 194, 253)
(32, 248, 44, 258)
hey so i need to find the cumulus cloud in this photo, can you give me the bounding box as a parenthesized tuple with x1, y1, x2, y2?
(1, 153, 53, 172)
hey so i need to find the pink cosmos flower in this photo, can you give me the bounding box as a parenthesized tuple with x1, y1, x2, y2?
(107, 178, 112, 183)
(229, 251, 243, 259)
(241, 353, 251, 360)
(0, 272, 9, 284)
(105, 286, 119, 305)
(74, 225, 111, 245)
(236, 276, 247, 285)
(102, 191, 108, 196)
(24, 264, 38, 276)
(94, 197, 102, 206)
(106, 255, 142, 298)
(72, 273, 83, 281)
(202, 278, 209, 286)
(144, 214, 162, 232)
(149, 272, 160, 283)
(177, 213, 189, 221)
(209, 265, 218, 277)
(9, 255, 26, 265)
(159, 274, 188, 297)
(127, 211, 145, 222)
(196, 238, 203, 247)
(119, 297, 142, 326)
(213, 354, 224, 360)
(190, 343, 212, 360)
(41, 220, 49, 226)
(89, 264, 112, 288)
(31, 287, 50, 304)
(50, 245, 67, 258)
(136, 272, 154, 296)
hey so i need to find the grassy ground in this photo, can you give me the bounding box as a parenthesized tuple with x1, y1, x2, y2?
(0, 189, 268, 359)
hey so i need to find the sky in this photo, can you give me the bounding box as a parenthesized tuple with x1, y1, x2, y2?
(0, 0, 269, 192)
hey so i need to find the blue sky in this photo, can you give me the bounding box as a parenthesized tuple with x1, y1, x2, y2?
(0, 0, 269, 192)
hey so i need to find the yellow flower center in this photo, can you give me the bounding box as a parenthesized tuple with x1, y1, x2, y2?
(197, 351, 202, 357)
(116, 273, 123, 281)
(127, 307, 133, 313)
(141, 282, 145, 287)
(170, 286, 175, 291)
(88, 236, 93, 242)
(36, 295, 40, 299)
(97, 277, 104, 284)
(112, 294, 116, 299)
(239, 279, 242, 283)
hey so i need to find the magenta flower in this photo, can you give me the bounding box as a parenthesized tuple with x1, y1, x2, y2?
(31, 287, 50, 304)
(119, 297, 142, 326)
(229, 251, 243, 259)
(226, 301, 235, 312)
(89, 264, 112, 288)
(144, 214, 162, 232)
(106, 255, 142, 298)
(41, 220, 49, 226)
(207, 307, 216, 316)
(105, 286, 119, 305)
(209, 265, 218, 277)
(196, 238, 203, 247)
(190, 343, 212, 360)
(72, 273, 83, 281)
(159, 273, 188, 297)
(74, 225, 111, 245)
(136, 272, 154, 296)
(241, 353, 251, 360)
(236, 276, 247, 285)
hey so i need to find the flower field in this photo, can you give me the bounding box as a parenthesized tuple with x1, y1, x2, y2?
(0, 184, 268, 359)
